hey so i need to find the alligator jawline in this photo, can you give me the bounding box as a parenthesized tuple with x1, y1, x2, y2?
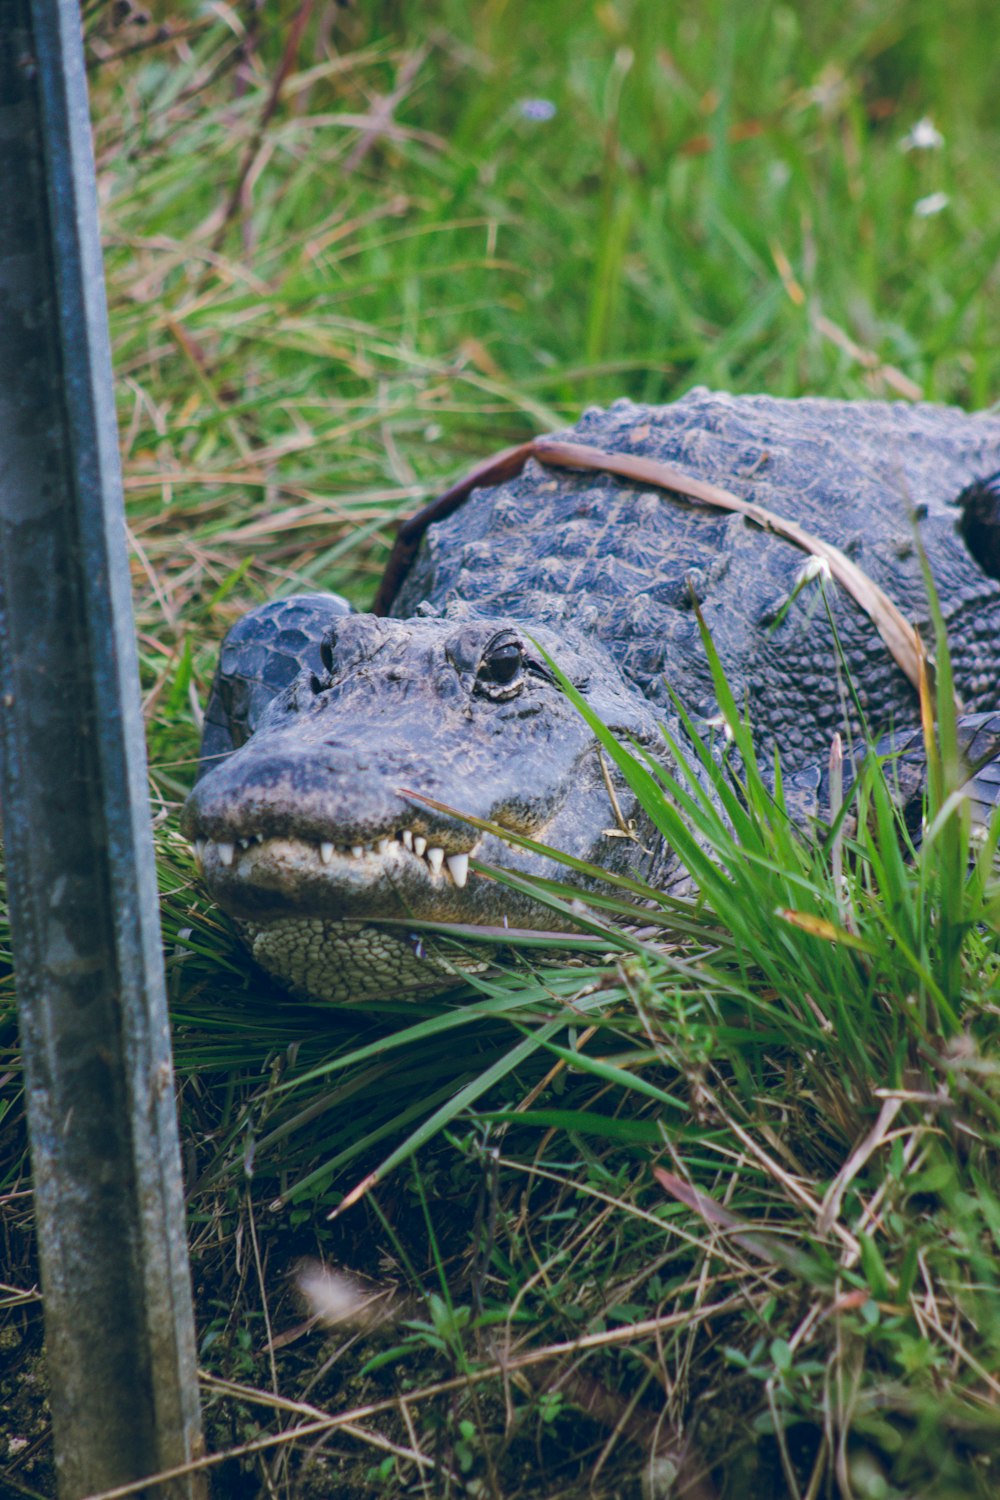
(196, 831, 477, 890)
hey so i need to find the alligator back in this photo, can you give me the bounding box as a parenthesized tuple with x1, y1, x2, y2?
(391, 390, 1000, 767)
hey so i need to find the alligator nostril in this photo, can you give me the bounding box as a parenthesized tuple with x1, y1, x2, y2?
(309, 673, 325, 695)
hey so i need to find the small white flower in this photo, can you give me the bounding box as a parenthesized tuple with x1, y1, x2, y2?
(796, 554, 833, 586)
(704, 713, 735, 742)
(899, 117, 944, 152)
(914, 191, 949, 218)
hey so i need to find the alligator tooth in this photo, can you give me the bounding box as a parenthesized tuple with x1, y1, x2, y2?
(320, 842, 334, 865)
(217, 842, 235, 867)
(238, 838, 250, 850)
(351, 845, 364, 859)
(376, 839, 389, 855)
(446, 852, 469, 888)
(426, 846, 445, 876)
(414, 836, 427, 857)
(402, 830, 413, 851)
(194, 839, 205, 862)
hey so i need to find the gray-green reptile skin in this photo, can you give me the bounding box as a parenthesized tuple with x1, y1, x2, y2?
(182, 390, 1000, 1003)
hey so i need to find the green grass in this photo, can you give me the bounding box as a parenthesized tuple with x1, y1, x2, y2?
(2, 0, 1000, 1495)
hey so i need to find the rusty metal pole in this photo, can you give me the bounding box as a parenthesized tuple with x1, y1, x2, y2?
(0, 3, 204, 1496)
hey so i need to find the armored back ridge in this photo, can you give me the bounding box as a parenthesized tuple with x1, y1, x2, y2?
(182, 390, 1000, 1002)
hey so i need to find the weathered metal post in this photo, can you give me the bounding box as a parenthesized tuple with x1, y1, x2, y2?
(0, 3, 204, 1496)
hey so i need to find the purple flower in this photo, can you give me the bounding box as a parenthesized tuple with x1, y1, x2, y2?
(518, 98, 557, 122)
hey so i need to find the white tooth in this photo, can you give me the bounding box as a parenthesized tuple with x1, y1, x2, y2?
(426, 846, 445, 876)
(414, 836, 427, 857)
(320, 842, 334, 865)
(376, 839, 389, 855)
(352, 845, 364, 859)
(217, 842, 235, 867)
(238, 837, 250, 850)
(194, 839, 205, 861)
(402, 829, 413, 850)
(446, 852, 469, 888)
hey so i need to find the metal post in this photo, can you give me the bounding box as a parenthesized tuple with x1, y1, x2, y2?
(0, 3, 204, 1496)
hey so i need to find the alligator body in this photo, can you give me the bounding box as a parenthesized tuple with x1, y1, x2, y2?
(182, 390, 1000, 1002)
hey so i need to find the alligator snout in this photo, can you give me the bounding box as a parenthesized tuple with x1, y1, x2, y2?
(184, 741, 457, 850)
(182, 727, 485, 920)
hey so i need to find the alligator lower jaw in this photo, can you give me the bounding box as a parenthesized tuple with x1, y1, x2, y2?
(193, 833, 528, 1002)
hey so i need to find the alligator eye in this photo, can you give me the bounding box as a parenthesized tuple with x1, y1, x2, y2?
(478, 639, 523, 688)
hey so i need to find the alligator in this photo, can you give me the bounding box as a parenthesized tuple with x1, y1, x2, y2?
(182, 389, 1000, 1003)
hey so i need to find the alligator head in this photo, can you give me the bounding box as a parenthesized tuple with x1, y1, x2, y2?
(181, 611, 677, 1002)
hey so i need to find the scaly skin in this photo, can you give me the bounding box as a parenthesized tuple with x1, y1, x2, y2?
(182, 390, 1000, 1002)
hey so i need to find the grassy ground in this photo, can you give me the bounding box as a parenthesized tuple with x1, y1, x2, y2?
(3, 0, 1000, 1495)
